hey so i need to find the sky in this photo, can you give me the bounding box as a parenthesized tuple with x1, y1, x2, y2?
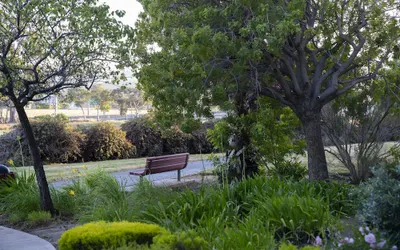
(102, 0, 143, 27)
(100, 1, 143, 89)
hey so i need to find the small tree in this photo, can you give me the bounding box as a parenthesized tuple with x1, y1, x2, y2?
(64, 88, 91, 120)
(322, 73, 400, 183)
(129, 88, 145, 117)
(0, 0, 129, 213)
(90, 85, 112, 120)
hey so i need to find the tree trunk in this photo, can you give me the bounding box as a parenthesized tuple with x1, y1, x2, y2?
(15, 105, 55, 214)
(81, 106, 86, 121)
(97, 109, 99, 121)
(301, 111, 329, 180)
(54, 95, 58, 115)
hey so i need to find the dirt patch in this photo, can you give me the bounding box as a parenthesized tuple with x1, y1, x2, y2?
(26, 220, 78, 248)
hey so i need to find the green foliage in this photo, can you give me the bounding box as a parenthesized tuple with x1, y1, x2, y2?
(187, 122, 214, 154)
(75, 169, 135, 222)
(212, 211, 276, 249)
(0, 118, 83, 165)
(82, 122, 135, 161)
(355, 165, 400, 244)
(121, 116, 163, 157)
(278, 243, 320, 250)
(256, 194, 334, 242)
(206, 120, 230, 151)
(133, 0, 400, 181)
(33, 114, 69, 123)
(161, 126, 190, 155)
(0, 171, 40, 221)
(134, 176, 345, 246)
(33, 103, 50, 109)
(153, 230, 208, 250)
(27, 211, 52, 226)
(63, 89, 91, 117)
(249, 101, 305, 169)
(90, 85, 113, 113)
(58, 221, 169, 250)
(266, 160, 308, 181)
(2, 169, 354, 248)
(122, 117, 214, 157)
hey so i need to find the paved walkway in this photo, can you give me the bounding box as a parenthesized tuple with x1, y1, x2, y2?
(51, 160, 214, 190)
(0, 226, 56, 250)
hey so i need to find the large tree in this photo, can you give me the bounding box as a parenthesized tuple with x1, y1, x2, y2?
(0, 0, 130, 212)
(133, 0, 400, 180)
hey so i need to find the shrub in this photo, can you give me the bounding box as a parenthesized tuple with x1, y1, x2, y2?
(162, 126, 190, 155)
(121, 117, 163, 157)
(267, 160, 308, 181)
(153, 230, 208, 250)
(0, 116, 83, 165)
(82, 122, 135, 161)
(27, 211, 52, 226)
(187, 122, 214, 154)
(34, 114, 69, 123)
(355, 165, 400, 244)
(58, 221, 169, 250)
(278, 243, 320, 250)
(122, 117, 214, 157)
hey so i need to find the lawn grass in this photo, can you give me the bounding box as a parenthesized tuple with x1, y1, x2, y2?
(13, 153, 223, 182)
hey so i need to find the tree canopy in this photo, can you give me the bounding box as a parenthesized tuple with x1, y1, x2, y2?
(0, 0, 131, 212)
(133, 0, 400, 180)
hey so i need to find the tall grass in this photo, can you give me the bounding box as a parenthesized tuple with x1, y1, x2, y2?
(1, 170, 352, 248)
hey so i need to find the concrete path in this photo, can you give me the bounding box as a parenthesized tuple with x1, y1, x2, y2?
(51, 160, 214, 190)
(0, 226, 55, 250)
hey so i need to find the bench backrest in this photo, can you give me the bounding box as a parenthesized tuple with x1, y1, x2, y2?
(144, 153, 189, 175)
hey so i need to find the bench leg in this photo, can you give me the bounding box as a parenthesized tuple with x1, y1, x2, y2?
(177, 169, 181, 182)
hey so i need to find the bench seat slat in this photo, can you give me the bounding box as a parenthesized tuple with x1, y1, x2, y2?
(129, 153, 189, 178)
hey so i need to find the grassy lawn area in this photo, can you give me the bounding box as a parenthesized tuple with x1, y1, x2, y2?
(13, 153, 223, 182)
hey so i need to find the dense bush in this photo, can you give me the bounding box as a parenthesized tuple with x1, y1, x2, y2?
(266, 160, 308, 181)
(121, 117, 163, 157)
(58, 221, 169, 250)
(82, 122, 135, 161)
(187, 122, 214, 154)
(0, 116, 83, 165)
(122, 117, 214, 157)
(162, 126, 190, 155)
(355, 165, 400, 244)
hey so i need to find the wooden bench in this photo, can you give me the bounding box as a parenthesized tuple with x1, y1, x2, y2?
(129, 153, 189, 181)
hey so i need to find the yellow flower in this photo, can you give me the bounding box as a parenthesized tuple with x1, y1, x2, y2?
(7, 159, 14, 166)
(72, 168, 77, 173)
(69, 190, 75, 196)
(78, 173, 82, 177)
(82, 165, 87, 169)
